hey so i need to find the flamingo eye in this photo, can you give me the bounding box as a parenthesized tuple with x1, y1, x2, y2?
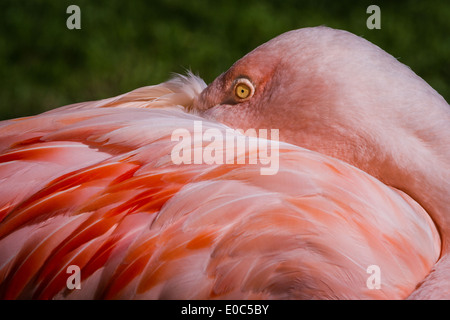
(234, 78, 254, 100)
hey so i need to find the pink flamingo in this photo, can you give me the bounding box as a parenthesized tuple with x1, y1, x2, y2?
(0, 27, 448, 299)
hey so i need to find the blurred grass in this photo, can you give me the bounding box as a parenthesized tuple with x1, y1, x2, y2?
(0, 0, 449, 120)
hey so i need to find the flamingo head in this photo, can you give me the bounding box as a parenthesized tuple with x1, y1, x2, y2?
(193, 26, 450, 234)
(194, 27, 448, 186)
(195, 27, 401, 168)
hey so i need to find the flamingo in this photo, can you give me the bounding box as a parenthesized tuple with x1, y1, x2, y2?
(0, 26, 448, 299)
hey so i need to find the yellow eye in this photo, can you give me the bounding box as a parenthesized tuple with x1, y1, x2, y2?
(234, 79, 254, 100)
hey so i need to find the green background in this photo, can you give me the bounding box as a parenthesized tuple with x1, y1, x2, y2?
(1, 0, 449, 120)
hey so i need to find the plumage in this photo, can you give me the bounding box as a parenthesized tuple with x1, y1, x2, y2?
(0, 27, 448, 299)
